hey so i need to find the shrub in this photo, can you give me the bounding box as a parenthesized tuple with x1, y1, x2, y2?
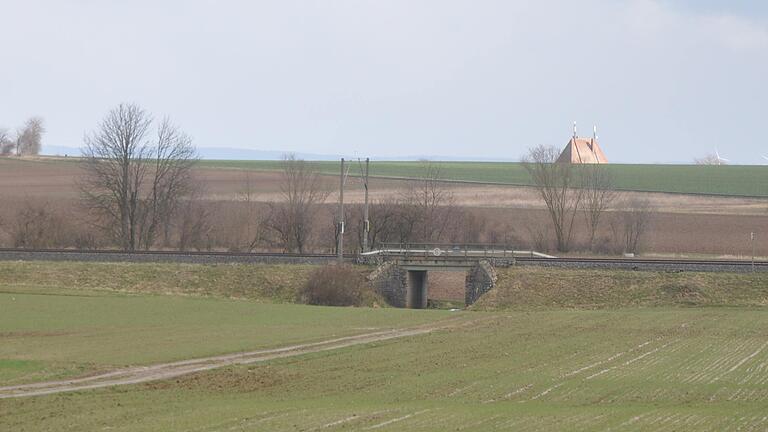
(8, 202, 71, 248)
(298, 264, 363, 306)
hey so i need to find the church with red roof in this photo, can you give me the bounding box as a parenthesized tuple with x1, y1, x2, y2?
(556, 123, 608, 164)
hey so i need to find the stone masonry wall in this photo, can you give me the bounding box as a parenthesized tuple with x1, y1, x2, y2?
(367, 262, 407, 307)
(465, 260, 497, 306)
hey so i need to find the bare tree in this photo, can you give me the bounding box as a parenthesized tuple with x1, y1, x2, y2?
(15, 117, 45, 156)
(621, 198, 654, 255)
(523, 145, 583, 252)
(140, 120, 197, 249)
(351, 161, 460, 249)
(236, 172, 266, 251)
(526, 223, 551, 253)
(0, 128, 14, 155)
(210, 173, 265, 252)
(80, 103, 197, 251)
(445, 208, 486, 244)
(351, 199, 401, 250)
(267, 154, 330, 253)
(486, 221, 520, 246)
(401, 160, 456, 243)
(177, 192, 213, 251)
(581, 164, 619, 251)
(6, 201, 72, 248)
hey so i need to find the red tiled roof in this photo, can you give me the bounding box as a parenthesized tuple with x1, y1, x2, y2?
(556, 137, 608, 164)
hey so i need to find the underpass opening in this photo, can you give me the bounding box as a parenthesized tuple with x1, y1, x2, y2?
(427, 270, 467, 309)
(406, 270, 428, 309)
(370, 244, 508, 308)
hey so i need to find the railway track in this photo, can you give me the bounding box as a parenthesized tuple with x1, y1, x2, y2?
(0, 248, 338, 258)
(0, 248, 343, 265)
(517, 256, 768, 266)
(0, 248, 765, 272)
(514, 256, 768, 272)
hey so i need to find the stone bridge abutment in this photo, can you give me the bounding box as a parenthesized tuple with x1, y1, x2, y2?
(368, 259, 501, 309)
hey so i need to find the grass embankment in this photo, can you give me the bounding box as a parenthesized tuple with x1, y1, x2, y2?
(198, 159, 768, 197)
(3, 261, 768, 430)
(0, 261, 448, 385)
(0, 261, 317, 301)
(0, 261, 413, 385)
(475, 266, 768, 310)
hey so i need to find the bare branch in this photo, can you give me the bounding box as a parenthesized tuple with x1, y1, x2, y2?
(400, 160, 456, 243)
(14, 117, 45, 156)
(522, 145, 583, 252)
(0, 128, 14, 155)
(620, 198, 654, 255)
(267, 154, 330, 253)
(79, 103, 197, 251)
(581, 164, 619, 251)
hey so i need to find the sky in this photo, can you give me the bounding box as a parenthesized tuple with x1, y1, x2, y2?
(1, 0, 767, 164)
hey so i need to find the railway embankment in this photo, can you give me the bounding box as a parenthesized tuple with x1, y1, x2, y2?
(474, 266, 768, 310)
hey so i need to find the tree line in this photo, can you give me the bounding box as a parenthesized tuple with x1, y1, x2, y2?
(523, 145, 653, 254)
(0, 117, 45, 156)
(0, 103, 654, 255)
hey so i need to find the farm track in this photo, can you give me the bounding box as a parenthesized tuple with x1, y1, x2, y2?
(1, 248, 766, 272)
(0, 316, 477, 399)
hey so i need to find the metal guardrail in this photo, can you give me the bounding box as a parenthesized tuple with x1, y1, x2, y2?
(0, 248, 764, 272)
(361, 243, 556, 259)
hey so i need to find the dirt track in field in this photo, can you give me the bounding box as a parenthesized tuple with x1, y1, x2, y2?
(0, 316, 473, 399)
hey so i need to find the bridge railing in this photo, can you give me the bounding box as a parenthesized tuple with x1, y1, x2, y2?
(359, 243, 556, 260)
(374, 243, 510, 258)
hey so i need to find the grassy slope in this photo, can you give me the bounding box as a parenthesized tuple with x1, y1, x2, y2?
(0, 295, 449, 386)
(197, 159, 768, 197)
(3, 262, 768, 430)
(0, 261, 326, 302)
(0, 294, 449, 384)
(3, 309, 768, 431)
(0, 261, 445, 384)
(475, 266, 768, 310)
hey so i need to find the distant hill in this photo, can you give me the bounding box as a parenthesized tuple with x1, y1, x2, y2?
(42, 145, 82, 157)
(41, 145, 513, 162)
(41, 145, 337, 160)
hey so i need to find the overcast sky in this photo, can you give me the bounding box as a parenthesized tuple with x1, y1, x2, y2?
(1, 0, 767, 163)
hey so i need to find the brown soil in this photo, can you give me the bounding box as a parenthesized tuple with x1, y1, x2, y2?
(1, 157, 766, 256)
(145, 365, 296, 394)
(3, 157, 766, 215)
(469, 207, 768, 257)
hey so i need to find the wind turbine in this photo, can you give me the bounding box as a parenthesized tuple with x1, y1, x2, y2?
(715, 149, 729, 165)
(762, 155, 768, 163)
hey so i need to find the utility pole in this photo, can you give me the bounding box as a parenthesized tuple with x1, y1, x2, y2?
(362, 158, 370, 253)
(751, 232, 756, 272)
(337, 158, 345, 265)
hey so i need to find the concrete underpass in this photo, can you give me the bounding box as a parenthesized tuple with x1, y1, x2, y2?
(369, 256, 502, 309)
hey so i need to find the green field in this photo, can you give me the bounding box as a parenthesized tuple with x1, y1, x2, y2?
(198, 159, 768, 197)
(2, 261, 768, 430)
(0, 261, 407, 384)
(6, 156, 768, 196)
